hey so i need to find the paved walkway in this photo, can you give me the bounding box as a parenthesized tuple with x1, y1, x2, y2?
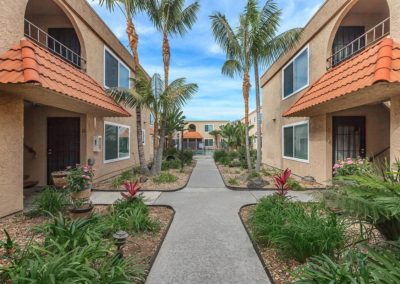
(145, 156, 313, 284)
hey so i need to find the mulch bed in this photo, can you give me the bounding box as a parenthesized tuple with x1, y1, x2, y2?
(218, 164, 325, 190)
(94, 161, 196, 191)
(0, 206, 174, 275)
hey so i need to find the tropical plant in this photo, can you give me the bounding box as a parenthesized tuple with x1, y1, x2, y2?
(333, 157, 372, 176)
(121, 180, 141, 200)
(29, 186, 69, 216)
(65, 165, 94, 192)
(99, 0, 149, 175)
(153, 172, 178, 184)
(324, 174, 400, 240)
(245, 0, 302, 172)
(166, 107, 186, 149)
(219, 121, 253, 151)
(250, 195, 345, 262)
(287, 177, 304, 191)
(112, 169, 136, 188)
(209, 130, 221, 149)
(273, 168, 291, 196)
(162, 159, 181, 171)
(0, 230, 16, 256)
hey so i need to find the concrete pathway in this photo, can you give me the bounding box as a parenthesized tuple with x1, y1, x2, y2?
(145, 156, 314, 284)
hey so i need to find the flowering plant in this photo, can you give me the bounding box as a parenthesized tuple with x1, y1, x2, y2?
(65, 165, 94, 192)
(274, 168, 292, 196)
(120, 180, 141, 200)
(333, 158, 372, 177)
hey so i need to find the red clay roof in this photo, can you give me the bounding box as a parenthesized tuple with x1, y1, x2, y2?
(0, 39, 130, 117)
(183, 131, 203, 139)
(284, 37, 400, 117)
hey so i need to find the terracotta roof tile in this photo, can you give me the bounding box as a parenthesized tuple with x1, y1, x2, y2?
(183, 131, 203, 139)
(284, 37, 400, 117)
(0, 39, 130, 117)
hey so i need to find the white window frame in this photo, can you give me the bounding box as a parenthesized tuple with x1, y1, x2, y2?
(204, 124, 214, 133)
(142, 129, 145, 145)
(205, 138, 214, 147)
(282, 45, 310, 100)
(104, 121, 131, 163)
(282, 120, 309, 163)
(104, 46, 131, 89)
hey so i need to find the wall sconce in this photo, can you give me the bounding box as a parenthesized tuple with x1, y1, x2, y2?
(113, 231, 129, 258)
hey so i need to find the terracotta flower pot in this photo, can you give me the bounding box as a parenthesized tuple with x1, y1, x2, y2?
(69, 203, 94, 220)
(51, 171, 68, 188)
(71, 188, 91, 201)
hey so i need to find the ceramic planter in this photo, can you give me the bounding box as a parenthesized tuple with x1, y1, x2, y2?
(71, 187, 91, 201)
(68, 203, 94, 220)
(51, 171, 68, 188)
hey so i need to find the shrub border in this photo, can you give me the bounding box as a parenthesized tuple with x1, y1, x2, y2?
(238, 203, 276, 284)
(92, 160, 197, 193)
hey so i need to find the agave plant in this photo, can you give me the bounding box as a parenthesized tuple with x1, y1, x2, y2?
(274, 168, 291, 196)
(121, 181, 141, 200)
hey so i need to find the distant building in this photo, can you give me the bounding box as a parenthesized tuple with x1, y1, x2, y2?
(241, 109, 263, 150)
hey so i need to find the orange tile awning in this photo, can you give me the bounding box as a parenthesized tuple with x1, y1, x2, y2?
(183, 131, 203, 139)
(284, 37, 400, 117)
(0, 39, 130, 117)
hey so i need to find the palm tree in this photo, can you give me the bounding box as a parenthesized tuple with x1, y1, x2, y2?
(210, 11, 253, 171)
(166, 107, 186, 149)
(209, 130, 221, 149)
(147, 0, 200, 90)
(99, 0, 149, 174)
(108, 73, 197, 176)
(246, 0, 302, 172)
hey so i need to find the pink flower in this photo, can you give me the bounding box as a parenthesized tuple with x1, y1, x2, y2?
(346, 159, 353, 165)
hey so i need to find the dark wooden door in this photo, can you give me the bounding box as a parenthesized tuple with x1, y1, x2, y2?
(332, 26, 365, 66)
(333, 117, 366, 164)
(48, 28, 81, 67)
(47, 117, 80, 184)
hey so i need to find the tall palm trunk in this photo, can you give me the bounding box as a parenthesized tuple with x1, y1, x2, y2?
(153, 112, 159, 153)
(243, 71, 252, 171)
(254, 58, 262, 172)
(152, 118, 167, 175)
(126, 17, 149, 175)
(162, 32, 170, 90)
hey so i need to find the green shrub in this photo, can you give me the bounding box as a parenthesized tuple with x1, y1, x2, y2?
(333, 158, 372, 177)
(287, 177, 304, 191)
(179, 150, 193, 165)
(162, 159, 182, 171)
(228, 177, 239, 185)
(103, 198, 159, 235)
(28, 187, 69, 216)
(112, 169, 136, 188)
(246, 171, 260, 181)
(214, 150, 228, 163)
(153, 172, 178, 184)
(250, 195, 345, 262)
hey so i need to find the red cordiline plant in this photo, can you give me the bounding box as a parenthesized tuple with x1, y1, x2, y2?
(121, 180, 141, 200)
(274, 168, 292, 196)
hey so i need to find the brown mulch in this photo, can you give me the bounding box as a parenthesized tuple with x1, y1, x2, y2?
(0, 206, 174, 272)
(218, 164, 324, 190)
(94, 161, 196, 191)
(240, 205, 300, 284)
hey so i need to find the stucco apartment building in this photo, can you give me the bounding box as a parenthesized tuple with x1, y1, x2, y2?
(0, 0, 153, 217)
(262, 0, 400, 183)
(178, 120, 229, 150)
(241, 109, 262, 150)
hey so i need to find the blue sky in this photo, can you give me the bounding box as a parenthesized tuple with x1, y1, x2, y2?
(88, 0, 323, 120)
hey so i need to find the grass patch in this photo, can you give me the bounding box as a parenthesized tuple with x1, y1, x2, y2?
(153, 172, 178, 184)
(287, 177, 304, 191)
(112, 170, 136, 188)
(228, 177, 239, 185)
(250, 195, 345, 263)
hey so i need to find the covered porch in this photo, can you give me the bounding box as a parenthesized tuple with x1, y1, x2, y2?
(182, 131, 203, 150)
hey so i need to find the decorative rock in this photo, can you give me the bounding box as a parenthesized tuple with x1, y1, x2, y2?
(247, 177, 269, 189)
(302, 176, 316, 182)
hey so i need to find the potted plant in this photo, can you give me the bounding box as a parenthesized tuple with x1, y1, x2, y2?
(65, 165, 94, 201)
(69, 200, 94, 220)
(51, 170, 68, 188)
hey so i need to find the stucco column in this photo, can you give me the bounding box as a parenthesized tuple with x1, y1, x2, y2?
(0, 95, 24, 217)
(389, 0, 400, 42)
(390, 95, 400, 162)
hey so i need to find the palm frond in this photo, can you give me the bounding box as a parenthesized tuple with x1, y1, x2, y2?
(221, 59, 242, 78)
(171, 1, 200, 36)
(210, 13, 241, 57)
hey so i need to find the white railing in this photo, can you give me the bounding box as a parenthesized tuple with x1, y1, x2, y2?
(327, 17, 390, 69)
(24, 19, 86, 70)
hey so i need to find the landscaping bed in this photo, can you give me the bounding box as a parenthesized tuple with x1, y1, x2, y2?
(0, 198, 174, 283)
(217, 164, 323, 190)
(94, 160, 196, 191)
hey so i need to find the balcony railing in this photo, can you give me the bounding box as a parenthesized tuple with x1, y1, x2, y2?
(327, 17, 390, 70)
(24, 19, 86, 71)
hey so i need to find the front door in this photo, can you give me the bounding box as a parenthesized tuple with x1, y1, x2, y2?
(47, 117, 80, 184)
(333, 116, 366, 164)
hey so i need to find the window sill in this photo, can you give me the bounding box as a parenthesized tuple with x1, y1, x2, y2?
(282, 156, 309, 164)
(104, 156, 131, 164)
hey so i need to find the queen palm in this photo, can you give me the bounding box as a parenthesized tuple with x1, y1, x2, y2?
(210, 10, 254, 171)
(246, 0, 302, 172)
(147, 0, 200, 90)
(99, 0, 149, 174)
(209, 130, 221, 149)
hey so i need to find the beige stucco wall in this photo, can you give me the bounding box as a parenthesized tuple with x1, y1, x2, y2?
(261, 0, 397, 183)
(0, 95, 24, 217)
(183, 121, 229, 150)
(241, 110, 262, 150)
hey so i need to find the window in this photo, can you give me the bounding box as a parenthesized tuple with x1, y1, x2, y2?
(205, 139, 214, 147)
(104, 122, 130, 162)
(283, 121, 309, 162)
(204, 124, 213, 132)
(149, 113, 154, 125)
(283, 46, 309, 99)
(141, 129, 145, 145)
(104, 48, 130, 88)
